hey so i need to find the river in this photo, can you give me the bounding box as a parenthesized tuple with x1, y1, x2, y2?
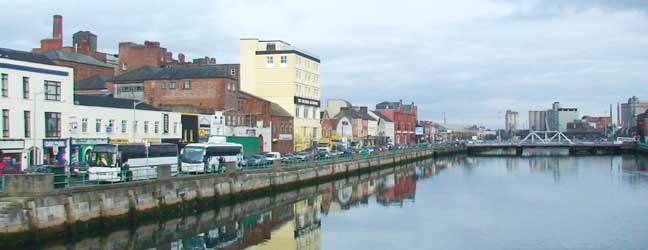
(33, 155, 648, 250)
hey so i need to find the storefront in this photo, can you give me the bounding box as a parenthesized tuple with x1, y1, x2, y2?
(43, 139, 68, 166)
(0, 139, 25, 171)
(71, 138, 109, 164)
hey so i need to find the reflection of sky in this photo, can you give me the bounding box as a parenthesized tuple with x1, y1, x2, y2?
(321, 156, 648, 250)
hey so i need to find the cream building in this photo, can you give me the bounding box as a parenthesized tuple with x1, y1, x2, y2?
(240, 39, 321, 151)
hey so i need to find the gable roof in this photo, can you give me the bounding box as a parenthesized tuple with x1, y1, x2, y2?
(371, 111, 393, 122)
(75, 75, 112, 90)
(43, 50, 112, 68)
(270, 103, 292, 117)
(114, 65, 235, 82)
(74, 94, 160, 111)
(334, 108, 376, 121)
(0, 48, 54, 65)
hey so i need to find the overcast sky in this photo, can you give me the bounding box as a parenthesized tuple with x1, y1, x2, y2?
(2, 0, 647, 128)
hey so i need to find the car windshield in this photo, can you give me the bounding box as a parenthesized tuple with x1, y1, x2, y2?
(181, 147, 205, 163)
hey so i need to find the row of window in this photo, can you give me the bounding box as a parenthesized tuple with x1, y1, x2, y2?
(79, 118, 178, 135)
(265, 56, 319, 71)
(295, 105, 319, 120)
(160, 80, 191, 90)
(296, 84, 319, 99)
(295, 70, 319, 84)
(272, 117, 293, 134)
(1, 109, 52, 138)
(1, 73, 61, 101)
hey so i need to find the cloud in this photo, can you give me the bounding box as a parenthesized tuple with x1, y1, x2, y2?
(1, 0, 647, 128)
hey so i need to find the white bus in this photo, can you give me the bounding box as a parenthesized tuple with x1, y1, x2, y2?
(88, 143, 179, 182)
(180, 143, 243, 173)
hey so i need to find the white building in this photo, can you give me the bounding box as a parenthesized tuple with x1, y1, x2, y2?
(0, 48, 75, 170)
(505, 110, 519, 132)
(0, 48, 184, 170)
(369, 111, 395, 145)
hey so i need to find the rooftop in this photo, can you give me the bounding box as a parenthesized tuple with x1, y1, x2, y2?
(370, 111, 393, 122)
(113, 65, 236, 82)
(74, 94, 160, 111)
(43, 50, 112, 68)
(0, 48, 54, 65)
(75, 75, 112, 90)
(270, 103, 292, 117)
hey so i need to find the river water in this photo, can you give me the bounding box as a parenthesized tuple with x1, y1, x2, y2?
(39, 155, 648, 250)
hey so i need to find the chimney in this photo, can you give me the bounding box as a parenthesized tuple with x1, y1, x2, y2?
(360, 106, 368, 114)
(178, 53, 185, 63)
(53, 15, 63, 39)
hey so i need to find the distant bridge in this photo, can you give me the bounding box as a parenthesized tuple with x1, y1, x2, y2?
(466, 142, 636, 156)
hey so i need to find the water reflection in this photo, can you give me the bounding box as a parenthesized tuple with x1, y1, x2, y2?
(36, 155, 648, 250)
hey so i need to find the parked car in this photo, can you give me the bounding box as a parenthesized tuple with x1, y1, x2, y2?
(243, 155, 268, 166)
(283, 153, 296, 160)
(264, 152, 282, 161)
(330, 150, 343, 156)
(317, 150, 332, 159)
(294, 152, 310, 161)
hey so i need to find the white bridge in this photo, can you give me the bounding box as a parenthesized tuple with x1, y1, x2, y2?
(519, 130, 572, 144)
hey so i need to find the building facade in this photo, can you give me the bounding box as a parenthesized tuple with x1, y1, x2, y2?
(270, 103, 294, 153)
(375, 100, 417, 144)
(504, 110, 519, 132)
(620, 96, 648, 132)
(240, 39, 321, 151)
(528, 110, 547, 131)
(369, 111, 395, 145)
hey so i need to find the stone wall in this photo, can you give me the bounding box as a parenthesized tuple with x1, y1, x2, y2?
(0, 146, 465, 245)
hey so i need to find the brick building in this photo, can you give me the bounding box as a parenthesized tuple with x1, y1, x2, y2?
(32, 15, 118, 71)
(117, 41, 169, 75)
(271, 103, 294, 153)
(375, 100, 418, 144)
(110, 65, 239, 114)
(637, 111, 648, 143)
(42, 50, 113, 82)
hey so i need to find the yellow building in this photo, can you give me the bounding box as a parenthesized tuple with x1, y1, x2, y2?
(240, 38, 322, 151)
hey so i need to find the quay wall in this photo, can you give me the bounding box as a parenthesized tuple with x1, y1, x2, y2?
(0, 146, 465, 246)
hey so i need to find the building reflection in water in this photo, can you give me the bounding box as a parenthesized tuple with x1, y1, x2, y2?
(620, 154, 648, 186)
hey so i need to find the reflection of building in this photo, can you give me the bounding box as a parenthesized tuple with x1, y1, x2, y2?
(377, 173, 417, 206)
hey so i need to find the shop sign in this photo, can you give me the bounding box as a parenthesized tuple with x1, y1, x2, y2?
(109, 138, 129, 144)
(0, 140, 24, 149)
(279, 134, 293, 141)
(72, 138, 108, 145)
(415, 126, 424, 135)
(43, 140, 66, 147)
(293, 96, 320, 107)
(142, 138, 161, 143)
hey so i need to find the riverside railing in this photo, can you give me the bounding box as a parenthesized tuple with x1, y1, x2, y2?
(9, 144, 457, 191)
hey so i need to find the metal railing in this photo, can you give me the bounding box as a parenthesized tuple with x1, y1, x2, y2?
(0, 175, 4, 193)
(20, 144, 453, 191)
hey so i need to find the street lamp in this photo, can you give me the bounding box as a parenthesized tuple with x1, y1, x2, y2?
(132, 100, 144, 143)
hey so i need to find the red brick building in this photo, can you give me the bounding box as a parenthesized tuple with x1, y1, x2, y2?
(271, 103, 294, 153)
(42, 50, 114, 82)
(375, 100, 418, 144)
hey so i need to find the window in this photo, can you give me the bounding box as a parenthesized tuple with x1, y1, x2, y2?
(108, 119, 115, 133)
(266, 56, 273, 66)
(133, 121, 138, 133)
(45, 112, 61, 138)
(122, 63, 128, 71)
(24, 111, 31, 138)
(313, 108, 317, 120)
(297, 57, 302, 66)
(173, 122, 178, 134)
(44, 81, 61, 101)
(305, 86, 310, 97)
(144, 121, 149, 133)
(161, 81, 167, 89)
(296, 70, 301, 80)
(2, 109, 8, 138)
(230, 68, 236, 76)
(81, 118, 88, 133)
(153, 121, 158, 134)
(183, 80, 191, 89)
(1, 74, 8, 97)
(295, 105, 300, 118)
(95, 119, 102, 133)
(303, 106, 308, 119)
(22, 77, 29, 99)
(121, 120, 127, 133)
(133, 86, 143, 92)
(169, 81, 177, 89)
(280, 55, 288, 64)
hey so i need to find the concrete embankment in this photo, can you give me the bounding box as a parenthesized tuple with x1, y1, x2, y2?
(0, 146, 465, 246)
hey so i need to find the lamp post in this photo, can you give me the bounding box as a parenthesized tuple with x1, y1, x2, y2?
(132, 100, 144, 143)
(31, 91, 45, 167)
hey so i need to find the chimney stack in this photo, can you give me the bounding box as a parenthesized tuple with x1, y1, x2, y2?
(178, 53, 185, 63)
(53, 15, 63, 39)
